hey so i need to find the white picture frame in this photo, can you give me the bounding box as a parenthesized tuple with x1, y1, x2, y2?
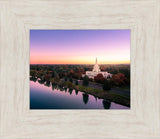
(0, 0, 160, 138)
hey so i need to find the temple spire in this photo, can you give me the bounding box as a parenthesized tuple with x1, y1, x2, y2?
(96, 57, 97, 64)
(93, 57, 100, 72)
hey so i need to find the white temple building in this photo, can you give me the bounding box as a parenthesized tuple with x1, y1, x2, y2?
(83, 58, 112, 79)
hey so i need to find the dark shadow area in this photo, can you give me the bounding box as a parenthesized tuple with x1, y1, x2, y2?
(30, 77, 37, 82)
(75, 90, 78, 95)
(69, 88, 73, 95)
(82, 94, 89, 104)
(102, 100, 111, 109)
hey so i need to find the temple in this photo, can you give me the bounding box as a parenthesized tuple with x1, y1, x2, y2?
(83, 58, 112, 79)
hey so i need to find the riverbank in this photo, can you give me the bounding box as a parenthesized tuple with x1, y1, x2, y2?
(63, 81, 130, 107)
(31, 77, 130, 107)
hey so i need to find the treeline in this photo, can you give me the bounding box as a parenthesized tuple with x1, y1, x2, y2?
(30, 64, 85, 80)
(30, 64, 130, 89)
(93, 73, 130, 88)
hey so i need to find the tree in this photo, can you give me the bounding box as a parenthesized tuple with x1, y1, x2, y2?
(52, 72, 55, 78)
(53, 71, 58, 78)
(44, 74, 51, 81)
(83, 75, 89, 86)
(83, 94, 89, 104)
(69, 88, 73, 95)
(67, 82, 73, 88)
(69, 77, 73, 83)
(102, 100, 111, 109)
(30, 70, 36, 77)
(54, 76, 60, 82)
(89, 78, 93, 82)
(94, 73, 105, 84)
(65, 76, 67, 81)
(75, 80, 78, 85)
(111, 73, 128, 87)
(103, 79, 111, 90)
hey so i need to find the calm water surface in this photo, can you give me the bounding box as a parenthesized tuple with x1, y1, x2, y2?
(30, 80, 129, 109)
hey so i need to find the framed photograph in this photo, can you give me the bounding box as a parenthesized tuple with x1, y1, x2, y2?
(30, 29, 130, 109)
(0, 0, 160, 138)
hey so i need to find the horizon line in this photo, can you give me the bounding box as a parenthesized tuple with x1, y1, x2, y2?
(30, 63, 130, 65)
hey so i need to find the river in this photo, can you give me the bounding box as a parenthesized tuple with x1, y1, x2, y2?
(30, 80, 129, 109)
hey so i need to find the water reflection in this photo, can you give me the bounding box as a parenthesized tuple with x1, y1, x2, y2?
(75, 90, 78, 95)
(30, 79, 129, 109)
(60, 87, 64, 92)
(44, 81, 51, 87)
(94, 96, 97, 102)
(102, 100, 111, 109)
(38, 79, 45, 84)
(64, 88, 67, 93)
(69, 88, 73, 95)
(30, 77, 37, 82)
(82, 94, 89, 104)
(52, 84, 55, 91)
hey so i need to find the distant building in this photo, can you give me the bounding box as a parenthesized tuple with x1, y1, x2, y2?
(82, 58, 112, 79)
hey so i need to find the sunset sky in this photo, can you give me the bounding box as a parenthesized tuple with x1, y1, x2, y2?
(30, 30, 130, 64)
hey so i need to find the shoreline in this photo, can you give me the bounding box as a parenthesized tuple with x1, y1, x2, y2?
(63, 81, 130, 107)
(31, 77, 130, 107)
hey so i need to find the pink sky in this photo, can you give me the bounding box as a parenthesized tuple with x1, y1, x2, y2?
(30, 30, 130, 64)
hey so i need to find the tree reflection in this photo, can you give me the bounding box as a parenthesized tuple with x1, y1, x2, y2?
(82, 94, 89, 104)
(102, 100, 111, 109)
(94, 96, 97, 102)
(56, 85, 59, 90)
(69, 88, 73, 95)
(60, 86, 64, 92)
(75, 90, 78, 95)
(44, 81, 51, 87)
(64, 88, 67, 93)
(52, 83, 56, 91)
(38, 79, 45, 84)
(54, 84, 58, 90)
(30, 77, 37, 82)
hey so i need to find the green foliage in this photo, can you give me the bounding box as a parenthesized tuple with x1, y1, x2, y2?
(49, 78, 54, 83)
(58, 79, 65, 86)
(54, 76, 60, 82)
(44, 74, 51, 81)
(69, 77, 73, 82)
(77, 85, 103, 93)
(30, 64, 130, 89)
(67, 81, 73, 88)
(30, 70, 36, 77)
(83, 75, 89, 86)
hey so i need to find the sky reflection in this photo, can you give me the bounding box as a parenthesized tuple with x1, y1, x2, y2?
(30, 80, 129, 109)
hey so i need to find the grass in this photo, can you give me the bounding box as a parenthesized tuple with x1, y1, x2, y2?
(114, 86, 130, 91)
(106, 91, 130, 106)
(63, 82, 130, 107)
(77, 85, 103, 93)
(108, 91, 129, 99)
